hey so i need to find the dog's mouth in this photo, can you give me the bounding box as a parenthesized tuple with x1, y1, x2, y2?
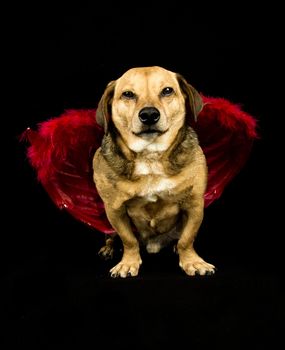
(133, 128, 167, 138)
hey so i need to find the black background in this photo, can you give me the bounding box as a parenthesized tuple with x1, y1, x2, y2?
(7, 2, 283, 348)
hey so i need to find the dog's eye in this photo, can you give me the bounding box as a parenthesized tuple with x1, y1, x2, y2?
(122, 91, 136, 99)
(161, 87, 174, 97)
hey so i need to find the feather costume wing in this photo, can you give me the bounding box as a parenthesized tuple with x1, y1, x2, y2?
(195, 96, 258, 206)
(22, 97, 258, 234)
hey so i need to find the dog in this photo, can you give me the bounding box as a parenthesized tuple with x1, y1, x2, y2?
(93, 66, 215, 277)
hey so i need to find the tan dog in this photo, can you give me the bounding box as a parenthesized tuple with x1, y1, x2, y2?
(93, 66, 215, 277)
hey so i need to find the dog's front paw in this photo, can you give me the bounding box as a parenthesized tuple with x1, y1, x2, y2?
(179, 253, 215, 276)
(110, 258, 142, 278)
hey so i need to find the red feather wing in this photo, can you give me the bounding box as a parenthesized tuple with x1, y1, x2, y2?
(22, 109, 115, 234)
(194, 96, 258, 207)
(22, 98, 258, 233)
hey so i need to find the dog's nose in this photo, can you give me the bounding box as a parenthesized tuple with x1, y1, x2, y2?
(138, 107, 160, 125)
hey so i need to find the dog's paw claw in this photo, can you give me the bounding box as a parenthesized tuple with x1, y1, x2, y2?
(109, 259, 142, 278)
(205, 270, 215, 276)
(179, 258, 216, 277)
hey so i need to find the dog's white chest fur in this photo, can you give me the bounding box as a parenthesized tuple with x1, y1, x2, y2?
(133, 159, 175, 199)
(134, 160, 165, 176)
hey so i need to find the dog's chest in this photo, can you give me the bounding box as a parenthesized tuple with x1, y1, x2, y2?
(134, 159, 165, 176)
(125, 158, 184, 233)
(132, 159, 176, 201)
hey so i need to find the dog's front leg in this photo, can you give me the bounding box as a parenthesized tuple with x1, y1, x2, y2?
(177, 198, 216, 276)
(105, 205, 142, 278)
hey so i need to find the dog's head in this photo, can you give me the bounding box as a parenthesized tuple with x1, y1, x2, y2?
(96, 66, 203, 152)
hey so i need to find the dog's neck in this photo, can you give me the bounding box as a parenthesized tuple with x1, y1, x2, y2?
(101, 125, 199, 178)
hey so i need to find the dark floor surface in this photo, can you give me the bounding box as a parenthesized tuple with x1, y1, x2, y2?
(4, 188, 283, 348)
(5, 253, 283, 349)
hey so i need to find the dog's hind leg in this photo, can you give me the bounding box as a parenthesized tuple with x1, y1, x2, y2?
(98, 233, 117, 260)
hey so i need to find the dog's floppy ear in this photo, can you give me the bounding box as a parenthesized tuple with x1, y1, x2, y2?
(96, 80, 116, 133)
(176, 74, 204, 122)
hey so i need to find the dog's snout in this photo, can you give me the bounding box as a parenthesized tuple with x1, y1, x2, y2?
(139, 107, 160, 125)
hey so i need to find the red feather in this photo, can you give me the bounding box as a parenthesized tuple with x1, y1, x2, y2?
(196, 96, 258, 206)
(21, 97, 258, 234)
